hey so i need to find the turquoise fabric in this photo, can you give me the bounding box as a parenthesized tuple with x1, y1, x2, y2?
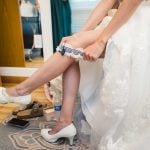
(51, 0, 71, 52)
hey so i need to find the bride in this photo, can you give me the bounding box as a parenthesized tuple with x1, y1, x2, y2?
(0, 0, 150, 149)
(78, 0, 150, 149)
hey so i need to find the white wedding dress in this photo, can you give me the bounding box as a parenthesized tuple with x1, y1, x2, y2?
(79, 1, 150, 150)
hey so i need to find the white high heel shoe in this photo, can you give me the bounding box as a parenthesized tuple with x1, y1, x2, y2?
(41, 123, 77, 145)
(0, 87, 31, 105)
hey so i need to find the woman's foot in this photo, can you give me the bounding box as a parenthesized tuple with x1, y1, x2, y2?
(41, 122, 76, 145)
(48, 121, 71, 135)
(0, 87, 31, 105)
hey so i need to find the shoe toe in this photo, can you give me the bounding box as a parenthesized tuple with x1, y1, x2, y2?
(41, 129, 51, 139)
(41, 128, 57, 142)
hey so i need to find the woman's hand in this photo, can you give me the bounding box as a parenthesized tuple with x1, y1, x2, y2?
(83, 41, 106, 61)
(60, 30, 100, 49)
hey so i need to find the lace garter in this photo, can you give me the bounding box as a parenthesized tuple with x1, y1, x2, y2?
(56, 43, 84, 61)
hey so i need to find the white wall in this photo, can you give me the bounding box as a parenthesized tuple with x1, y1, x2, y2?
(70, 0, 99, 33)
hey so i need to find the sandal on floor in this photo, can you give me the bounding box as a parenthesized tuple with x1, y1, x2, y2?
(17, 102, 46, 119)
(12, 101, 44, 115)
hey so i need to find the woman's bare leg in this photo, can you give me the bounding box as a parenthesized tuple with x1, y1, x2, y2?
(6, 30, 100, 97)
(61, 62, 80, 123)
(49, 62, 80, 134)
(6, 52, 75, 96)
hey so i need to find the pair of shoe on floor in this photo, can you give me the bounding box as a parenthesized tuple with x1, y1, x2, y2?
(0, 87, 77, 145)
(14, 101, 47, 119)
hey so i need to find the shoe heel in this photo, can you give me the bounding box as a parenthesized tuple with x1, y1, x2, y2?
(68, 136, 75, 146)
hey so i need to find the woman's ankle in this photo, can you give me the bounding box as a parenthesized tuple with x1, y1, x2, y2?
(15, 85, 31, 96)
(6, 86, 31, 97)
(48, 120, 72, 135)
(6, 87, 19, 97)
(59, 118, 72, 125)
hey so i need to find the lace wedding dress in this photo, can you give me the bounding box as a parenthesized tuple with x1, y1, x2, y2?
(79, 1, 150, 149)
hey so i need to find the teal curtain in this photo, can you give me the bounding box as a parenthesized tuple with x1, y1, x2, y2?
(51, 0, 71, 52)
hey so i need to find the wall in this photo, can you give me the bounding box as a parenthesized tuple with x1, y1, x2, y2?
(70, 0, 99, 33)
(0, 0, 25, 67)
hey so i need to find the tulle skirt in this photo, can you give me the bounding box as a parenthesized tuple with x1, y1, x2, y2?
(78, 1, 150, 149)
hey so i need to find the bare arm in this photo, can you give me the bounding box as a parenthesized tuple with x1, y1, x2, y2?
(84, 0, 143, 61)
(61, 0, 116, 45)
(80, 0, 116, 31)
(97, 0, 143, 43)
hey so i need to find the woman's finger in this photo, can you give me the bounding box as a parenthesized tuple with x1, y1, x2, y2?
(61, 37, 67, 43)
(60, 36, 70, 44)
(90, 56, 96, 62)
(83, 52, 88, 60)
(88, 54, 96, 62)
(83, 52, 96, 61)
